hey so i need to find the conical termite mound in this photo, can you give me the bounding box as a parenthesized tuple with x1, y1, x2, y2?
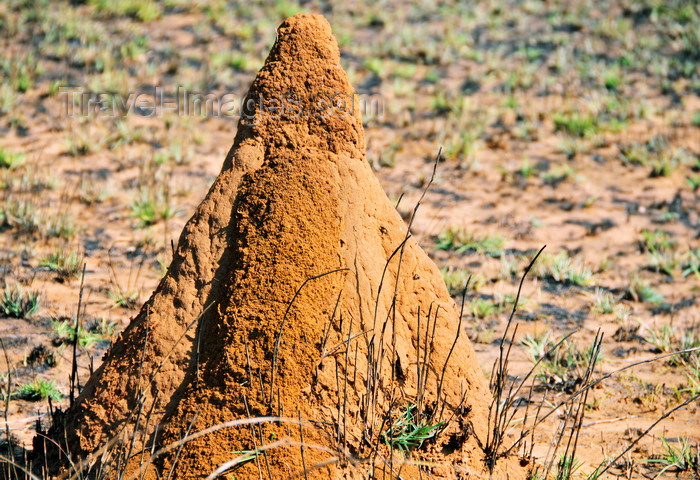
(44, 14, 528, 479)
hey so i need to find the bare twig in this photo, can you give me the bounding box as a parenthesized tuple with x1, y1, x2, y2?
(69, 263, 87, 407)
(507, 345, 700, 454)
(594, 392, 700, 478)
(484, 246, 545, 471)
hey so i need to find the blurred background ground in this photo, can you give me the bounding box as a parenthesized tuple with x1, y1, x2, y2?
(0, 0, 698, 478)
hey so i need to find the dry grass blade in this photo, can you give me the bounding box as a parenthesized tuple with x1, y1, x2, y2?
(126, 417, 298, 480)
(544, 330, 603, 480)
(593, 392, 700, 478)
(0, 454, 39, 480)
(509, 344, 700, 454)
(68, 263, 86, 407)
(484, 245, 545, 472)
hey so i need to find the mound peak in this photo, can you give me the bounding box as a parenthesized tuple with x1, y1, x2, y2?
(45, 14, 527, 479)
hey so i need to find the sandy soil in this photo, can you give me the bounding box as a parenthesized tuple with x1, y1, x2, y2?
(0, 0, 698, 478)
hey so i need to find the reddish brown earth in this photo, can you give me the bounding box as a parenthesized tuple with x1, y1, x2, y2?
(0, 2, 697, 479)
(43, 14, 528, 479)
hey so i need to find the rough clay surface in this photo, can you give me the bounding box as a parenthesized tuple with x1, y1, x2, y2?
(51, 14, 527, 479)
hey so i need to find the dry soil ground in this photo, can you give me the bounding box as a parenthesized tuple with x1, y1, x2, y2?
(0, 0, 699, 479)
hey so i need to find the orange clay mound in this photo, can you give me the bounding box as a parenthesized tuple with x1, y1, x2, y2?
(44, 14, 528, 479)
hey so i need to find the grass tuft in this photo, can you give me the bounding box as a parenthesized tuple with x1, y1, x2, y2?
(627, 277, 665, 305)
(646, 437, 699, 476)
(381, 403, 443, 456)
(0, 149, 26, 169)
(533, 251, 594, 286)
(1, 285, 40, 318)
(436, 226, 506, 257)
(40, 249, 83, 278)
(0, 199, 40, 233)
(51, 318, 105, 348)
(130, 187, 177, 228)
(14, 378, 63, 401)
(89, 0, 163, 21)
(521, 331, 603, 386)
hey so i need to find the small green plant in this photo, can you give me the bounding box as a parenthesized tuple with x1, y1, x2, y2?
(211, 51, 250, 72)
(14, 378, 63, 401)
(640, 320, 700, 370)
(0, 199, 40, 233)
(521, 331, 602, 385)
(436, 226, 505, 257)
(154, 135, 195, 165)
(65, 128, 101, 157)
(555, 454, 584, 479)
(40, 249, 83, 278)
(646, 437, 698, 476)
(650, 156, 677, 177)
(657, 210, 681, 223)
(363, 57, 385, 77)
(613, 304, 631, 323)
(468, 297, 503, 319)
(429, 89, 450, 115)
(108, 288, 140, 309)
(370, 141, 400, 169)
(640, 229, 676, 252)
(553, 112, 599, 138)
(680, 358, 700, 396)
(439, 266, 471, 296)
(88, 317, 119, 338)
(640, 229, 678, 276)
(90, 0, 163, 21)
(107, 119, 144, 149)
(381, 404, 443, 456)
(424, 70, 439, 84)
(444, 130, 482, 169)
(621, 138, 688, 178)
(648, 248, 683, 277)
(1, 285, 40, 318)
(682, 249, 700, 278)
(541, 164, 575, 185)
(627, 277, 665, 304)
(275, 0, 304, 19)
(687, 176, 700, 191)
(45, 212, 76, 239)
(534, 251, 594, 286)
(130, 187, 177, 227)
(603, 69, 621, 91)
(566, 266, 593, 288)
(495, 292, 535, 313)
(119, 35, 149, 60)
(557, 136, 583, 160)
(0, 83, 17, 116)
(520, 331, 552, 365)
(51, 318, 104, 348)
(692, 110, 700, 127)
(79, 178, 112, 205)
(2, 54, 38, 93)
(678, 330, 700, 366)
(643, 323, 675, 354)
(0, 148, 26, 169)
(598, 255, 614, 272)
(518, 157, 536, 178)
(620, 143, 651, 166)
(586, 288, 615, 314)
(499, 253, 520, 280)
